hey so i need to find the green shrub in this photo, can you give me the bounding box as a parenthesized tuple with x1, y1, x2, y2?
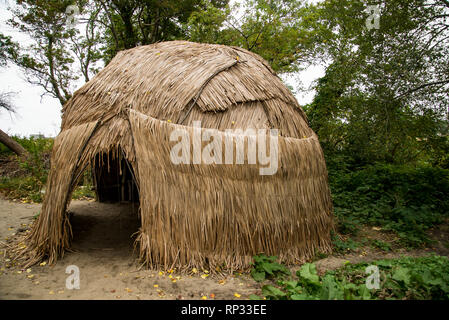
(329, 164, 449, 246)
(250, 254, 291, 282)
(0, 136, 53, 202)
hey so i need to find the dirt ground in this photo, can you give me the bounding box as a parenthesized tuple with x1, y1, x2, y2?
(0, 197, 446, 300)
(0, 198, 260, 300)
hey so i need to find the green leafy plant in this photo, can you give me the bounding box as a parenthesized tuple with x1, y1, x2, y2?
(331, 234, 360, 253)
(329, 165, 449, 247)
(250, 254, 291, 282)
(0, 136, 53, 202)
(250, 255, 449, 300)
(370, 239, 392, 252)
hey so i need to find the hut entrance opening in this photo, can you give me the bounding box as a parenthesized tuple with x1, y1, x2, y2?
(92, 151, 139, 203)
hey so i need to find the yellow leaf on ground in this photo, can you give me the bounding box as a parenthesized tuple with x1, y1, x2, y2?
(201, 296, 207, 300)
(234, 293, 241, 298)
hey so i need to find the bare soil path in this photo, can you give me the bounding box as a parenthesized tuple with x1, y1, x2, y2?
(0, 198, 259, 300)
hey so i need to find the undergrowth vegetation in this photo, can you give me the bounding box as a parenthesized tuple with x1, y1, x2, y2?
(329, 164, 449, 247)
(0, 135, 52, 202)
(0, 135, 95, 202)
(250, 254, 449, 300)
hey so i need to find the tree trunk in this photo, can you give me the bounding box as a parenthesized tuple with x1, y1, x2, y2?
(0, 129, 27, 156)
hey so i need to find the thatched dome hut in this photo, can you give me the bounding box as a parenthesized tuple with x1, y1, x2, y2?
(23, 41, 334, 270)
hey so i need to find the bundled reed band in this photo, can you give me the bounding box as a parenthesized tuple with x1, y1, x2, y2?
(16, 41, 334, 270)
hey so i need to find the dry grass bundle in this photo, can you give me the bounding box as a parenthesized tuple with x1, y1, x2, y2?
(130, 110, 333, 271)
(15, 41, 333, 271)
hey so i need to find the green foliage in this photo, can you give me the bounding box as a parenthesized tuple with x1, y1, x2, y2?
(0, 33, 18, 66)
(187, 0, 320, 73)
(258, 261, 372, 300)
(72, 169, 95, 200)
(304, 0, 449, 166)
(250, 254, 291, 282)
(251, 255, 449, 300)
(332, 255, 449, 300)
(331, 234, 360, 253)
(329, 164, 449, 247)
(369, 240, 392, 252)
(0, 136, 53, 202)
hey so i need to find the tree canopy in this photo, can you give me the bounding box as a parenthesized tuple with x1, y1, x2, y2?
(3, 0, 448, 167)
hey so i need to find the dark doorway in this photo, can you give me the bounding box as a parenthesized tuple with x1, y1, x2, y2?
(92, 151, 139, 203)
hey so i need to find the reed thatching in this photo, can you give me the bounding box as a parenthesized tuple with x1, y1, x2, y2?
(16, 40, 334, 270)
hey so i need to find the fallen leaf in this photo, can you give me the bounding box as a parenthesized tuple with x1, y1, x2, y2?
(234, 293, 241, 298)
(201, 296, 207, 300)
(210, 293, 216, 299)
(218, 279, 226, 285)
(192, 268, 198, 274)
(40, 261, 47, 266)
(58, 290, 64, 294)
(201, 274, 209, 279)
(49, 290, 55, 295)
(154, 284, 159, 288)
(26, 268, 32, 273)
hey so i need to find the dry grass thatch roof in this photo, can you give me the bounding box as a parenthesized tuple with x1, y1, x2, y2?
(15, 41, 334, 271)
